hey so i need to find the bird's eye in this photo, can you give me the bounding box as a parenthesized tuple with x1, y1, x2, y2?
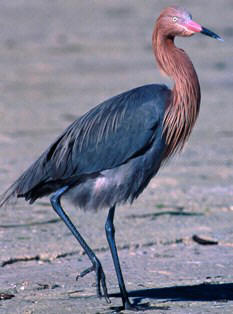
(172, 16, 178, 23)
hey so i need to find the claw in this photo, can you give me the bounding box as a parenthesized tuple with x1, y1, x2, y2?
(110, 302, 150, 312)
(124, 302, 150, 311)
(76, 260, 110, 304)
(96, 264, 110, 303)
(76, 265, 95, 280)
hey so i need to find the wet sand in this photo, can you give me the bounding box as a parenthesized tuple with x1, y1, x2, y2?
(0, 1, 232, 313)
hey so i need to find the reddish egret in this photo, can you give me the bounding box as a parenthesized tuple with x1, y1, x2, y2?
(0, 6, 222, 311)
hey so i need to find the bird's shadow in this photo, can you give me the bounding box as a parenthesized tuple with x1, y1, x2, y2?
(109, 282, 233, 312)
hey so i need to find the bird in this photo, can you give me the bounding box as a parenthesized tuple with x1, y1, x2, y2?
(0, 6, 222, 311)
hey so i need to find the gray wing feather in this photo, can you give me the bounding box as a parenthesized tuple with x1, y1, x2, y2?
(0, 84, 169, 205)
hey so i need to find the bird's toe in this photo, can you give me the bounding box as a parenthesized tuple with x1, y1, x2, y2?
(76, 261, 110, 304)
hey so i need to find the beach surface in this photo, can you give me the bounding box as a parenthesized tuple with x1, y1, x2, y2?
(0, 1, 232, 313)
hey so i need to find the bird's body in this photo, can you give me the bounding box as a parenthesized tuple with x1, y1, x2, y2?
(2, 84, 170, 209)
(0, 6, 222, 311)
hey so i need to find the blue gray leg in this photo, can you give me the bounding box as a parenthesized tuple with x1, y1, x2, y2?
(105, 205, 137, 310)
(50, 186, 110, 303)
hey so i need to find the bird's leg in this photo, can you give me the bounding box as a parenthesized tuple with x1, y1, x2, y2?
(105, 206, 136, 310)
(50, 186, 110, 303)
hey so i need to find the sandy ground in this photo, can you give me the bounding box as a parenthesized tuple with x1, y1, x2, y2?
(0, 1, 232, 313)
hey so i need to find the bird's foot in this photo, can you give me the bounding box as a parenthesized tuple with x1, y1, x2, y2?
(125, 301, 150, 311)
(110, 301, 150, 312)
(76, 258, 110, 304)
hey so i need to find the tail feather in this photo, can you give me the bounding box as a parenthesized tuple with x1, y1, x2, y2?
(0, 121, 76, 207)
(0, 181, 18, 207)
(0, 150, 51, 207)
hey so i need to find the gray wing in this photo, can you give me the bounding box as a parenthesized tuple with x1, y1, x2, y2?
(0, 84, 170, 204)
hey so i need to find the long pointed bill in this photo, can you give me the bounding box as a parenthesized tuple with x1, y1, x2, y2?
(201, 26, 224, 41)
(186, 20, 223, 42)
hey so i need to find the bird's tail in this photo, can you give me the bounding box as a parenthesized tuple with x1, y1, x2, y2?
(0, 181, 18, 208)
(0, 169, 43, 208)
(0, 149, 51, 207)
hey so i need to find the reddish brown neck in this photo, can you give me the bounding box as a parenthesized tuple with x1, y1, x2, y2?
(152, 26, 201, 159)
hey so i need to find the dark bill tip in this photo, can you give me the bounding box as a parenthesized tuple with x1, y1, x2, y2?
(201, 26, 224, 42)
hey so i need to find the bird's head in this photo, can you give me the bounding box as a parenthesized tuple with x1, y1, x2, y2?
(157, 6, 223, 41)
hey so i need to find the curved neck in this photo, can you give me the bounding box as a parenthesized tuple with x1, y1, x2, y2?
(152, 27, 201, 158)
